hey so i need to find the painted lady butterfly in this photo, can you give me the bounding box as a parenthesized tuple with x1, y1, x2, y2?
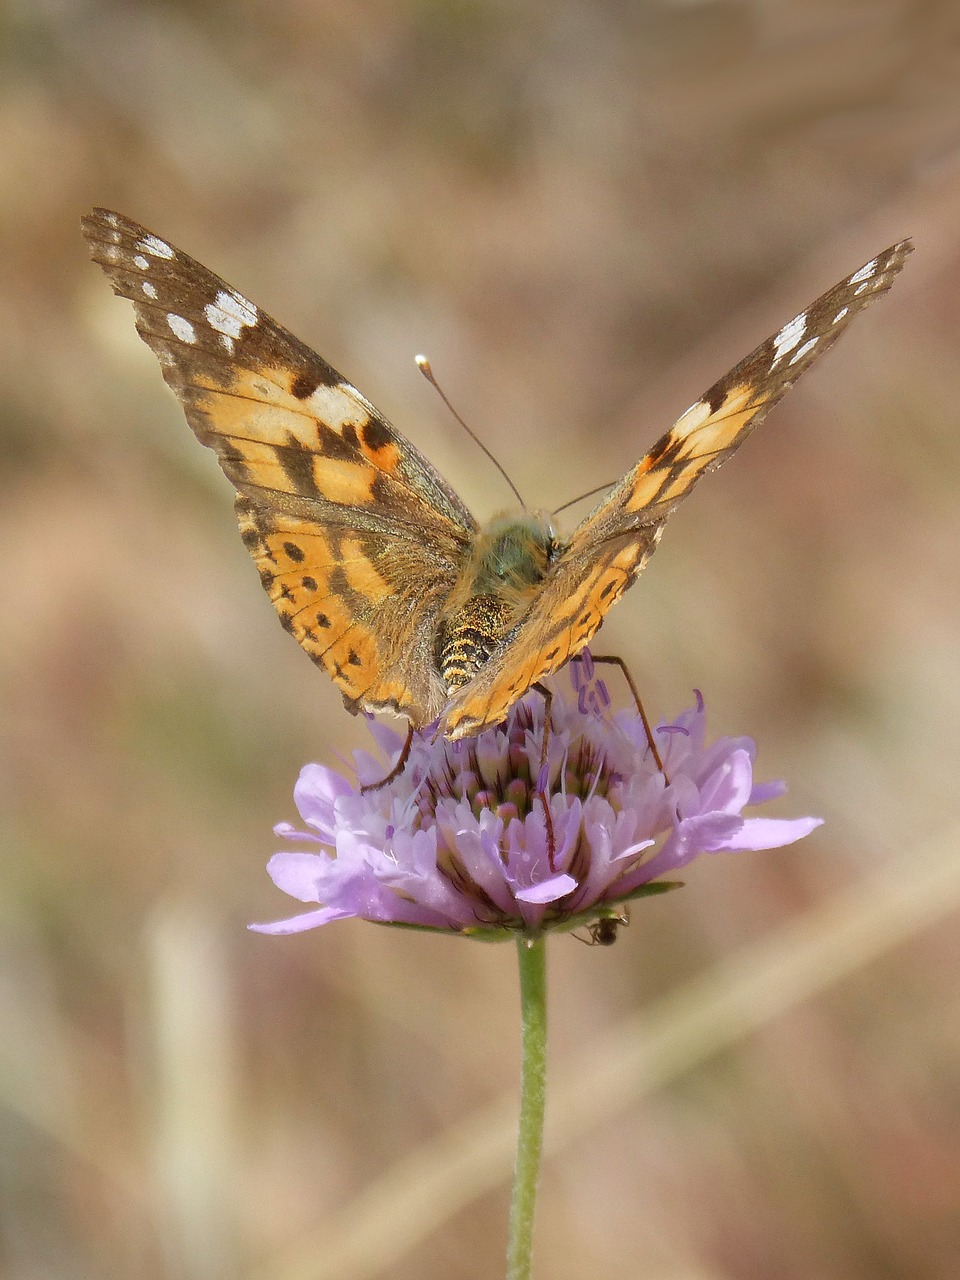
(82, 211, 910, 738)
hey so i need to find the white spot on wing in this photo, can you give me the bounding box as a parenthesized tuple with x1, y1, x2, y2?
(674, 399, 712, 434)
(849, 258, 878, 285)
(166, 313, 197, 343)
(141, 281, 158, 299)
(833, 307, 849, 324)
(770, 311, 807, 369)
(307, 383, 371, 431)
(788, 336, 819, 366)
(137, 235, 174, 260)
(219, 333, 236, 354)
(854, 281, 872, 296)
(224, 290, 257, 325)
(133, 254, 150, 270)
(204, 289, 258, 340)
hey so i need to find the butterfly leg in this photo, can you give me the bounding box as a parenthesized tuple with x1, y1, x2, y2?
(359, 721, 416, 794)
(578, 653, 669, 780)
(531, 682, 558, 872)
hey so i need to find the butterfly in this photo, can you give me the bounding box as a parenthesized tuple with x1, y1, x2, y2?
(82, 210, 911, 740)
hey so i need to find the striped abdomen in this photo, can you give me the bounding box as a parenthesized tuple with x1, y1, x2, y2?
(439, 596, 514, 691)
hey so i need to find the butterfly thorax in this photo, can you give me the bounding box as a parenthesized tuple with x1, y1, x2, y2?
(439, 513, 558, 692)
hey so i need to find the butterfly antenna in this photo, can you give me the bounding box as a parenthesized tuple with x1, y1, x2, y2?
(552, 481, 615, 517)
(415, 354, 527, 509)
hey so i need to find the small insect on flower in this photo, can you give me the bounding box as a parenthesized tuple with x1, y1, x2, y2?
(578, 909, 630, 947)
(250, 664, 822, 941)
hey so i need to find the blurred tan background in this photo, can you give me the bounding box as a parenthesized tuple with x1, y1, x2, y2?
(3, 1, 960, 1277)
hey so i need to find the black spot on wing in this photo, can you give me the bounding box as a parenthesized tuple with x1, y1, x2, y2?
(361, 416, 393, 453)
(369, 472, 394, 506)
(645, 429, 682, 467)
(290, 372, 319, 399)
(706, 381, 727, 413)
(315, 423, 362, 463)
(290, 361, 340, 399)
(278, 436, 319, 494)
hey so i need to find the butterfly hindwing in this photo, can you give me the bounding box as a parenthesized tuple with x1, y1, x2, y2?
(235, 498, 457, 720)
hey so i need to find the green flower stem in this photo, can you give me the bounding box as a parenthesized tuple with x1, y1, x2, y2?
(506, 935, 548, 1280)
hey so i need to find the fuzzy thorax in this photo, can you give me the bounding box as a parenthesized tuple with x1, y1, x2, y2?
(438, 513, 557, 691)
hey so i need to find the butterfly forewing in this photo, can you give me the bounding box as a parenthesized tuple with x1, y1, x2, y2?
(443, 240, 912, 737)
(82, 208, 475, 723)
(574, 240, 913, 542)
(81, 210, 475, 540)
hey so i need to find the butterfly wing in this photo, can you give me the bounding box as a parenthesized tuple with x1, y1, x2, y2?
(82, 209, 477, 724)
(571, 239, 913, 541)
(443, 239, 912, 737)
(442, 531, 659, 737)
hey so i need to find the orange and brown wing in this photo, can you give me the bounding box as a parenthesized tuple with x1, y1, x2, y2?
(574, 239, 913, 541)
(443, 240, 912, 737)
(234, 498, 456, 721)
(441, 531, 660, 737)
(82, 209, 476, 722)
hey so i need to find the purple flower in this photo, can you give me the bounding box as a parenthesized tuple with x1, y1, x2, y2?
(251, 666, 821, 940)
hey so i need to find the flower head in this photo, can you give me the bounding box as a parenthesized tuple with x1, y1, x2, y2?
(251, 661, 821, 940)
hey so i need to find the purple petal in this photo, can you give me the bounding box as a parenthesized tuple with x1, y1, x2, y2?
(249, 906, 354, 934)
(273, 822, 325, 844)
(613, 837, 655, 862)
(697, 748, 753, 813)
(293, 764, 353, 836)
(749, 778, 787, 804)
(515, 872, 578, 904)
(265, 851, 332, 902)
(367, 720, 405, 756)
(719, 815, 824, 851)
